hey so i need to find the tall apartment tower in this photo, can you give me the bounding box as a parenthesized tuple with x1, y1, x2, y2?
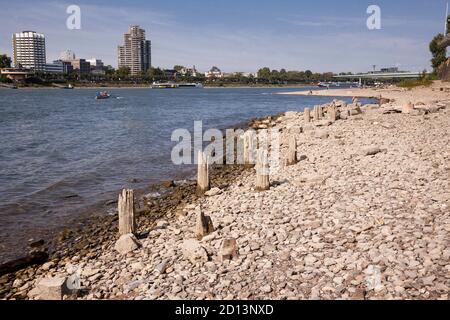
(12, 31, 46, 71)
(118, 26, 151, 76)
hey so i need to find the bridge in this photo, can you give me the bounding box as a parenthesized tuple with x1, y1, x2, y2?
(333, 72, 424, 81)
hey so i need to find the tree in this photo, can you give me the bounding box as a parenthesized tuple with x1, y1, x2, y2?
(173, 65, 184, 72)
(257, 67, 271, 81)
(0, 54, 12, 69)
(116, 66, 130, 79)
(429, 34, 446, 74)
(304, 70, 313, 79)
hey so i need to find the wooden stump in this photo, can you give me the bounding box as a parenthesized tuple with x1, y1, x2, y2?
(118, 189, 136, 236)
(195, 207, 214, 240)
(256, 150, 270, 191)
(286, 136, 298, 166)
(304, 108, 311, 123)
(197, 150, 210, 194)
(328, 105, 338, 122)
(243, 131, 256, 168)
(313, 106, 320, 121)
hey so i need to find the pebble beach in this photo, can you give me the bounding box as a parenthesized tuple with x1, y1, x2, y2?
(2, 82, 450, 300)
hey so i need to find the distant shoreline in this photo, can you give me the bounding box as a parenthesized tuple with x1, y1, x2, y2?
(0, 84, 315, 90)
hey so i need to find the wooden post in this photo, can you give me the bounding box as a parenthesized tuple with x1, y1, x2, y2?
(304, 108, 311, 123)
(313, 106, 320, 121)
(286, 136, 298, 166)
(118, 189, 136, 236)
(197, 150, 210, 194)
(256, 150, 270, 191)
(328, 105, 338, 122)
(243, 131, 255, 168)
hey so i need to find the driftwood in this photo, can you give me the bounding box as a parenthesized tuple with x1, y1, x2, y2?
(0, 251, 48, 277)
(118, 189, 136, 236)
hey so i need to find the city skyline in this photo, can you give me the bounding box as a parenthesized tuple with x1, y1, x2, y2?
(1, 0, 448, 73)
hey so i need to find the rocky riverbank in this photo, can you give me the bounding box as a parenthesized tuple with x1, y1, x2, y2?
(1, 83, 449, 300)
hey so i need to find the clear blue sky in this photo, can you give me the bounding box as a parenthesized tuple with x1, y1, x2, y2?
(1, 0, 448, 72)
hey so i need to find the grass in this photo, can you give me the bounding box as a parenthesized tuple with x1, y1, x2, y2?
(398, 74, 437, 89)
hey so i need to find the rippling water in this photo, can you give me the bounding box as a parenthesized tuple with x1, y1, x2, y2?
(0, 87, 370, 262)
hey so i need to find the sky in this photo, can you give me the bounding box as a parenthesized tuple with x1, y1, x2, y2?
(0, 0, 448, 73)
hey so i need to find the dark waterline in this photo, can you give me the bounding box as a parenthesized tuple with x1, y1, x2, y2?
(0, 87, 372, 263)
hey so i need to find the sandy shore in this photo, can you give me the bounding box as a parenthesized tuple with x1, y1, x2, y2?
(278, 81, 450, 106)
(1, 83, 449, 300)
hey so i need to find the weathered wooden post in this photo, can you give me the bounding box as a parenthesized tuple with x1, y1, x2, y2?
(286, 136, 298, 166)
(328, 105, 338, 122)
(195, 207, 214, 240)
(313, 105, 320, 121)
(304, 108, 311, 123)
(243, 131, 256, 168)
(197, 150, 210, 194)
(118, 189, 136, 236)
(256, 149, 270, 191)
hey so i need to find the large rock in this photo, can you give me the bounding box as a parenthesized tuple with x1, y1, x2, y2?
(32, 277, 69, 300)
(114, 234, 141, 255)
(181, 239, 208, 264)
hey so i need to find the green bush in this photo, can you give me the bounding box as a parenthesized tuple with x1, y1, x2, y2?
(398, 75, 434, 88)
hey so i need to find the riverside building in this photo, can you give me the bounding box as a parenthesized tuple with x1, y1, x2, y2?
(118, 26, 151, 76)
(12, 31, 46, 71)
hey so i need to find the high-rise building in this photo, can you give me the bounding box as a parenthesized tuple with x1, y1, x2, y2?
(68, 59, 91, 75)
(118, 26, 151, 76)
(12, 31, 46, 71)
(60, 50, 76, 61)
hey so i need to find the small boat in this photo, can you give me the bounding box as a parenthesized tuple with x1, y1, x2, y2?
(63, 84, 74, 89)
(96, 91, 111, 100)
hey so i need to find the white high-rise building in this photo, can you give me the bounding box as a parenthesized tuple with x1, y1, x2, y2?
(12, 31, 46, 71)
(60, 50, 76, 61)
(118, 26, 151, 76)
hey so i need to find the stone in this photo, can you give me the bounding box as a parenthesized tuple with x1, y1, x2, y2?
(131, 262, 145, 272)
(362, 147, 382, 156)
(205, 188, 222, 197)
(181, 239, 208, 264)
(315, 131, 329, 139)
(34, 277, 69, 300)
(154, 260, 169, 274)
(219, 239, 239, 261)
(114, 234, 141, 255)
(261, 285, 272, 293)
(304, 255, 317, 266)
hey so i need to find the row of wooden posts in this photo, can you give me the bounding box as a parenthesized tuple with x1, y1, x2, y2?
(117, 106, 339, 236)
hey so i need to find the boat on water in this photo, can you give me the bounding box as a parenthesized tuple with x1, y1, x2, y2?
(95, 91, 111, 100)
(151, 82, 179, 89)
(178, 83, 203, 88)
(63, 84, 74, 89)
(151, 82, 203, 89)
